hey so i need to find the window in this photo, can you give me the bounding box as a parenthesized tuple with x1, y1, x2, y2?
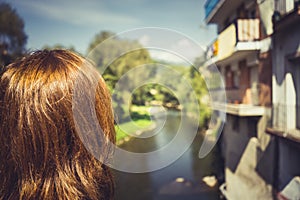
(225, 65, 234, 88)
(233, 70, 240, 88)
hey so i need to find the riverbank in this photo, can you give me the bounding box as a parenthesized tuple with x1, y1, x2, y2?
(115, 105, 154, 145)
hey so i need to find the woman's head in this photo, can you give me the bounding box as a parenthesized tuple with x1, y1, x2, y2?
(0, 49, 115, 200)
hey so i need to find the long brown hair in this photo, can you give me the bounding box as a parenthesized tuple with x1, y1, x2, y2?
(0, 50, 115, 199)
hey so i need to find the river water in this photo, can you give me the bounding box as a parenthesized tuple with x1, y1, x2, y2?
(113, 111, 223, 200)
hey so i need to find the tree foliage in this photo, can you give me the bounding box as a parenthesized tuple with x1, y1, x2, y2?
(188, 66, 211, 128)
(87, 31, 211, 128)
(130, 63, 211, 129)
(42, 44, 81, 56)
(43, 44, 77, 52)
(0, 3, 27, 66)
(87, 31, 115, 52)
(87, 31, 152, 121)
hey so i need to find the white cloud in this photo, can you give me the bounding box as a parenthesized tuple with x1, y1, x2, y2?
(170, 38, 203, 62)
(149, 49, 189, 64)
(134, 33, 205, 64)
(176, 38, 191, 47)
(138, 35, 150, 46)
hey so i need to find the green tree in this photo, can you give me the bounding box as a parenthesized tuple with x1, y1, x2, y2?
(0, 3, 27, 66)
(42, 44, 81, 56)
(43, 44, 77, 52)
(193, 54, 206, 68)
(188, 65, 211, 129)
(87, 31, 115, 52)
(87, 31, 152, 122)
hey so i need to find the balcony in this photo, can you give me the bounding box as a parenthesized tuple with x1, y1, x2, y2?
(275, 0, 298, 15)
(205, 19, 261, 66)
(266, 104, 300, 143)
(204, 0, 242, 24)
(272, 104, 300, 130)
(211, 102, 266, 116)
(205, 0, 220, 19)
(273, 0, 300, 31)
(204, 18, 271, 116)
(209, 86, 266, 117)
(266, 127, 300, 143)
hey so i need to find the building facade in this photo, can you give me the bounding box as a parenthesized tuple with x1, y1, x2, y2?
(267, 0, 300, 199)
(203, 0, 299, 199)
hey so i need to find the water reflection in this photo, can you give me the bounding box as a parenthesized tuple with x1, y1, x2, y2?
(113, 111, 222, 200)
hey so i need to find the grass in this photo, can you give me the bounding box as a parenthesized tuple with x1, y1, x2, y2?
(115, 106, 153, 142)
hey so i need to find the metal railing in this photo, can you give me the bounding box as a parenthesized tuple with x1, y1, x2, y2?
(275, 0, 298, 15)
(272, 104, 300, 130)
(236, 19, 260, 42)
(205, 18, 260, 60)
(209, 86, 260, 105)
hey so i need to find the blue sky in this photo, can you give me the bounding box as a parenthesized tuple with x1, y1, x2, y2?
(5, 0, 216, 61)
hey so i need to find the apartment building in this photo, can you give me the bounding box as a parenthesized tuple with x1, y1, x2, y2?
(204, 0, 300, 199)
(204, 0, 275, 199)
(266, 0, 300, 199)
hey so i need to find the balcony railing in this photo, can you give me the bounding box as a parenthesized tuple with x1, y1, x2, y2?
(236, 19, 260, 42)
(272, 104, 300, 130)
(275, 0, 298, 15)
(267, 104, 300, 143)
(225, 88, 242, 104)
(210, 86, 259, 105)
(205, 0, 220, 19)
(206, 19, 260, 60)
